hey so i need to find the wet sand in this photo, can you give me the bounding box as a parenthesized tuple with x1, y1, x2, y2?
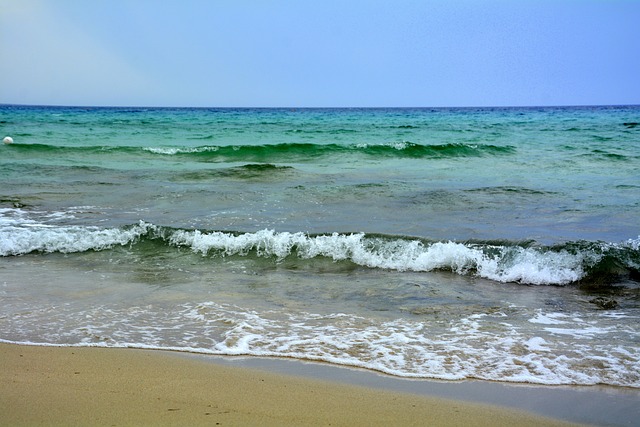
(0, 343, 590, 426)
(200, 354, 640, 427)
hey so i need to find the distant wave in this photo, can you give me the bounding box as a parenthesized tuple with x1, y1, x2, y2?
(143, 142, 516, 161)
(2, 220, 638, 287)
(6, 143, 140, 156)
(6, 141, 516, 162)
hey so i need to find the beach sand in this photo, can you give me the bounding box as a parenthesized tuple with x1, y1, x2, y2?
(0, 343, 584, 426)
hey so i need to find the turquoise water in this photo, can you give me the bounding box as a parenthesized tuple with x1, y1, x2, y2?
(1, 105, 639, 386)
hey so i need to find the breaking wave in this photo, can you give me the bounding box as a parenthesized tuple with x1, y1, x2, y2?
(2, 219, 638, 286)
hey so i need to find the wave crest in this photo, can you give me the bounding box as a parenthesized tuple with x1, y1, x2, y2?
(2, 220, 637, 286)
(169, 230, 589, 285)
(8, 141, 516, 162)
(0, 222, 153, 255)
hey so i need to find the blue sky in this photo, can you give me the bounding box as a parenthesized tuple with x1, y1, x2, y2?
(1, 0, 638, 107)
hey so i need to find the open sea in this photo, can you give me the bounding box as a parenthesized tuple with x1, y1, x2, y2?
(1, 105, 639, 387)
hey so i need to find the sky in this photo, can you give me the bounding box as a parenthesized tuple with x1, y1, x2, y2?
(1, 0, 639, 108)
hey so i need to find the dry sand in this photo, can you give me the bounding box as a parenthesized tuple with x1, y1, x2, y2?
(0, 343, 582, 426)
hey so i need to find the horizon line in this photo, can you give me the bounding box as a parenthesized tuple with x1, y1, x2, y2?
(1, 102, 639, 110)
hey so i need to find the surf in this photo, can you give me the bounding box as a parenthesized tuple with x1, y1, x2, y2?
(2, 218, 638, 287)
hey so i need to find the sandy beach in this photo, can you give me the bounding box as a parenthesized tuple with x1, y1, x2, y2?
(0, 343, 585, 426)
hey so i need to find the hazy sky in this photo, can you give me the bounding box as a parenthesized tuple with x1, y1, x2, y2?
(1, 0, 638, 107)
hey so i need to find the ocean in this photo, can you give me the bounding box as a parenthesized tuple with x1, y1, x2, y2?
(1, 105, 638, 387)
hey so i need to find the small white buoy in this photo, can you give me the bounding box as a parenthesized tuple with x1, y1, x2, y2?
(3, 136, 13, 144)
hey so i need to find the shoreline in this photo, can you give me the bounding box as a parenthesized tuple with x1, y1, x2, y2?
(188, 352, 640, 426)
(0, 343, 593, 426)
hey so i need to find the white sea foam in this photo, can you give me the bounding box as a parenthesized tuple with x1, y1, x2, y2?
(355, 141, 412, 150)
(3, 301, 639, 387)
(169, 229, 587, 285)
(0, 208, 36, 227)
(524, 337, 550, 351)
(144, 147, 181, 155)
(543, 326, 616, 339)
(144, 146, 218, 155)
(0, 221, 152, 256)
(529, 311, 569, 325)
(0, 207, 93, 226)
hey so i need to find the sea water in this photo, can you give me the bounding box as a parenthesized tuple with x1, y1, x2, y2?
(1, 105, 639, 386)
